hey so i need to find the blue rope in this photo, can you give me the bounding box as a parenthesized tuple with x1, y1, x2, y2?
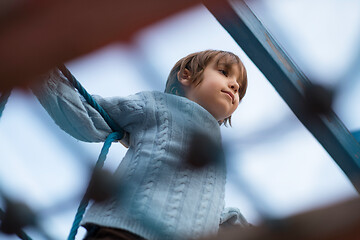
(58, 66, 126, 240)
(0, 67, 124, 240)
(67, 132, 122, 240)
(58, 65, 124, 137)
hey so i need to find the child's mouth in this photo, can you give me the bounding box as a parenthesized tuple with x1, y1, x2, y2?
(221, 90, 234, 103)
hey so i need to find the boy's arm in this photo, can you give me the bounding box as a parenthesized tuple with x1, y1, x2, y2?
(32, 68, 144, 142)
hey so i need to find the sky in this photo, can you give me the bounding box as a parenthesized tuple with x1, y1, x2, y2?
(1, 0, 360, 239)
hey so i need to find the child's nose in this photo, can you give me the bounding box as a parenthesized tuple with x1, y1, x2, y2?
(229, 79, 239, 92)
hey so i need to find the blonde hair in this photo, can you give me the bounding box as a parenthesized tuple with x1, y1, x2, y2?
(165, 50, 247, 126)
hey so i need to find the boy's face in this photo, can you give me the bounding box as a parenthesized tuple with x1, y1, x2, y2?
(180, 59, 241, 122)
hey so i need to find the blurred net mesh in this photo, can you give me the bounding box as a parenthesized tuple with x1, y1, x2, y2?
(1, 0, 360, 239)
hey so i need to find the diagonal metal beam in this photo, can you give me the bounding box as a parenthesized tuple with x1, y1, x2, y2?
(352, 130, 360, 143)
(205, 0, 360, 193)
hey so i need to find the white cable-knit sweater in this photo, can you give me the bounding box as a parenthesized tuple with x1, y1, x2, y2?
(34, 69, 246, 240)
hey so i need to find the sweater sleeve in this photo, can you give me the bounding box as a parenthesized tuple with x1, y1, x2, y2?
(32, 68, 145, 142)
(220, 207, 250, 227)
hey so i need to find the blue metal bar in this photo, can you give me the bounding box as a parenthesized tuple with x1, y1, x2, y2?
(352, 130, 360, 143)
(205, 0, 360, 193)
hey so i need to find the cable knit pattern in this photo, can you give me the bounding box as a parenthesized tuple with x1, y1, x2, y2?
(160, 96, 193, 237)
(131, 93, 170, 222)
(32, 71, 239, 240)
(162, 168, 191, 237)
(191, 166, 216, 238)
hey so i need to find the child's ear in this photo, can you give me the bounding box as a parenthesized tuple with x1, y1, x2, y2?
(177, 69, 192, 87)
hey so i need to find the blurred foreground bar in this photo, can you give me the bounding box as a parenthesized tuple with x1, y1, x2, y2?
(203, 197, 360, 240)
(205, 0, 360, 193)
(0, 0, 224, 91)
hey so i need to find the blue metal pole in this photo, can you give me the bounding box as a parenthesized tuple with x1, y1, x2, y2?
(205, 0, 360, 193)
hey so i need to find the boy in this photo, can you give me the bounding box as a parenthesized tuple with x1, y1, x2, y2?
(33, 50, 248, 240)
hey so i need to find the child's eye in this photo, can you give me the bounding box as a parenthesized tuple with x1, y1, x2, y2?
(219, 69, 228, 76)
